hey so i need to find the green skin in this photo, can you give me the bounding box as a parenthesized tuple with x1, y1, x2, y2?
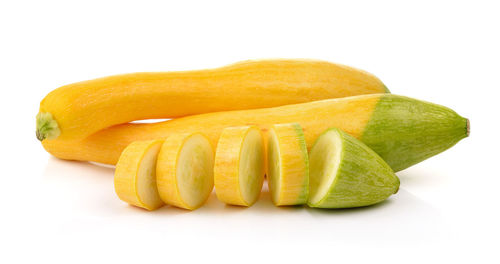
(383, 85, 391, 93)
(361, 95, 469, 172)
(308, 128, 400, 208)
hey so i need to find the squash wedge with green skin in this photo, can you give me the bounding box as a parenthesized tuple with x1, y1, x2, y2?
(114, 140, 164, 211)
(267, 123, 309, 206)
(42, 94, 469, 172)
(308, 128, 399, 208)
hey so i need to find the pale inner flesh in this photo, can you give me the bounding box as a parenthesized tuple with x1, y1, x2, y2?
(176, 134, 214, 208)
(267, 128, 281, 204)
(137, 142, 163, 208)
(308, 130, 343, 205)
(239, 129, 264, 205)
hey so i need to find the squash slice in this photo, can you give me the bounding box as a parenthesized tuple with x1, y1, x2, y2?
(114, 140, 164, 211)
(156, 133, 214, 210)
(267, 123, 309, 206)
(214, 126, 265, 206)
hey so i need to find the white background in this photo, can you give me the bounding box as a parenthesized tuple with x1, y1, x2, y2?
(1, 1, 499, 263)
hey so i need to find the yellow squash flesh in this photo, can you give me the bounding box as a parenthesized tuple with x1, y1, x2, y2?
(214, 126, 265, 206)
(114, 140, 164, 211)
(156, 133, 214, 210)
(37, 59, 387, 141)
(267, 123, 309, 206)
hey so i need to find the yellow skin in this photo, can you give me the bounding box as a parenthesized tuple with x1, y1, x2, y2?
(214, 126, 265, 207)
(42, 95, 379, 165)
(37, 59, 387, 141)
(114, 140, 164, 211)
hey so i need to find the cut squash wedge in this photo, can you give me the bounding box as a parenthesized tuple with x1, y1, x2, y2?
(308, 128, 400, 208)
(114, 140, 164, 211)
(156, 133, 214, 210)
(267, 123, 309, 206)
(214, 126, 265, 206)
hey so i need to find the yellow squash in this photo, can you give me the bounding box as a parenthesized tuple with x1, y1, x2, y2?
(36, 59, 387, 141)
(42, 94, 469, 172)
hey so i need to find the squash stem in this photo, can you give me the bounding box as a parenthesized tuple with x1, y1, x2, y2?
(36, 112, 60, 141)
(466, 118, 470, 137)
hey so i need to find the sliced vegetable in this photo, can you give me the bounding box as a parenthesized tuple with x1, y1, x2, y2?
(114, 140, 164, 211)
(267, 123, 309, 206)
(214, 126, 265, 206)
(156, 133, 214, 210)
(308, 128, 400, 208)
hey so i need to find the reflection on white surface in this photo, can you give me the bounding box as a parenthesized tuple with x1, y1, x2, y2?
(39, 157, 447, 244)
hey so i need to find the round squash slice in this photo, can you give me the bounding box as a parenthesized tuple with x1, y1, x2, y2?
(156, 133, 215, 210)
(214, 126, 265, 206)
(267, 123, 309, 206)
(114, 140, 164, 211)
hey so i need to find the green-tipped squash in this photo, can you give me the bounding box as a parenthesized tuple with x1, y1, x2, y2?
(308, 128, 399, 208)
(43, 94, 469, 172)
